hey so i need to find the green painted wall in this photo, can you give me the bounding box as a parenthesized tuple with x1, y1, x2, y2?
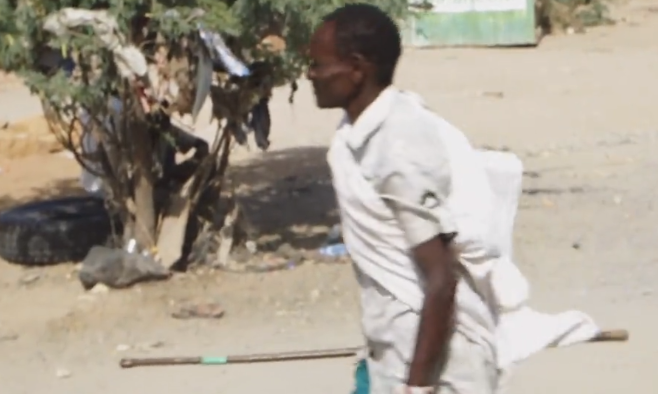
(401, 0, 537, 47)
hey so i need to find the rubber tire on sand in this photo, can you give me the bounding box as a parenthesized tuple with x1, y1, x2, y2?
(0, 196, 112, 266)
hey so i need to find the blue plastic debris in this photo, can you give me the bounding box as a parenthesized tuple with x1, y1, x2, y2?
(198, 27, 251, 77)
(318, 243, 348, 257)
(352, 359, 370, 394)
(160, 10, 250, 78)
(324, 224, 343, 246)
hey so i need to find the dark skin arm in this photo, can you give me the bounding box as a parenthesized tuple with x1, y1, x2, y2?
(406, 234, 458, 387)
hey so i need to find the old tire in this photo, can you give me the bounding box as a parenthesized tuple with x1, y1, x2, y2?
(0, 196, 113, 265)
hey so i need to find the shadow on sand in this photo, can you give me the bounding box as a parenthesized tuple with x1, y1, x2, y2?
(0, 147, 337, 254)
(0, 178, 84, 211)
(229, 146, 338, 251)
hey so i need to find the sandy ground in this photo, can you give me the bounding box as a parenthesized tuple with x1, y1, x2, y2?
(2, 2, 658, 393)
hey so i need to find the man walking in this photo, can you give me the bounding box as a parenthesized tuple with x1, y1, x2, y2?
(307, 4, 500, 394)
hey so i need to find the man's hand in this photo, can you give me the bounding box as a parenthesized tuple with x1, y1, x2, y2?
(406, 233, 457, 388)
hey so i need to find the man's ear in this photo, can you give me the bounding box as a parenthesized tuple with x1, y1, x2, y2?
(349, 53, 368, 85)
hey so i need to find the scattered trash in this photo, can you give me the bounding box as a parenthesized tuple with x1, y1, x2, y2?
(56, 151, 75, 159)
(524, 186, 587, 195)
(78, 246, 171, 290)
(137, 340, 165, 350)
(0, 332, 18, 342)
(317, 224, 349, 260)
(117, 341, 165, 352)
(480, 145, 511, 152)
(247, 257, 300, 272)
(235, 253, 302, 273)
(318, 243, 348, 258)
(324, 224, 343, 246)
(55, 368, 72, 379)
(90, 283, 110, 294)
(245, 240, 258, 254)
(19, 272, 41, 285)
(478, 90, 504, 99)
(172, 301, 225, 320)
(197, 26, 251, 77)
(125, 239, 138, 253)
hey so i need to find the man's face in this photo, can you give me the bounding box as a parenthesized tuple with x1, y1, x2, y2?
(306, 22, 361, 109)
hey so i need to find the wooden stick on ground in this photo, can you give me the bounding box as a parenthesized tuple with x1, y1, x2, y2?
(119, 329, 628, 369)
(590, 329, 629, 342)
(120, 346, 362, 368)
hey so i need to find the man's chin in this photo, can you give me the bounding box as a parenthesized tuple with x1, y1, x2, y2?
(314, 96, 337, 109)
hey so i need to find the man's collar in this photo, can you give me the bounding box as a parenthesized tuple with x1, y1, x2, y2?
(343, 86, 398, 150)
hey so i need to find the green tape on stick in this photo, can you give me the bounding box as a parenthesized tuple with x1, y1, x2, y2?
(201, 356, 228, 365)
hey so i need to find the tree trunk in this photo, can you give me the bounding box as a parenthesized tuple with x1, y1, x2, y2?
(130, 119, 157, 250)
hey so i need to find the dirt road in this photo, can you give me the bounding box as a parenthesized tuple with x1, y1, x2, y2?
(1, 2, 657, 393)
